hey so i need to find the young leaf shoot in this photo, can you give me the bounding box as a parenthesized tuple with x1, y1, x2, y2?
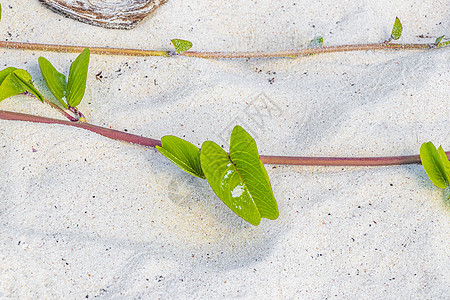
(0, 67, 44, 102)
(420, 142, 450, 189)
(200, 125, 279, 225)
(171, 39, 193, 54)
(156, 135, 205, 179)
(391, 17, 403, 40)
(38, 47, 89, 109)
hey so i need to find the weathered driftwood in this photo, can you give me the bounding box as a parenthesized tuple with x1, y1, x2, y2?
(39, 0, 167, 29)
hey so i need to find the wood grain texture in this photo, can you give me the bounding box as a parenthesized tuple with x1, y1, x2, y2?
(39, 0, 167, 29)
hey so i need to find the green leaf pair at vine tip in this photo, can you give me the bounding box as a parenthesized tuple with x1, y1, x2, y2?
(434, 35, 450, 47)
(157, 125, 279, 226)
(38, 47, 90, 109)
(420, 142, 450, 189)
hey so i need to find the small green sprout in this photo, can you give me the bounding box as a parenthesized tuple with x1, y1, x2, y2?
(390, 17, 403, 41)
(38, 47, 90, 109)
(157, 125, 279, 226)
(171, 39, 193, 54)
(308, 36, 323, 48)
(434, 35, 450, 47)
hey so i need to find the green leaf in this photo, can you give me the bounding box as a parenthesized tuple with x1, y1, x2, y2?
(200, 125, 278, 225)
(13, 69, 44, 102)
(0, 67, 17, 84)
(437, 146, 450, 180)
(0, 68, 43, 102)
(391, 17, 403, 40)
(38, 56, 68, 109)
(230, 126, 278, 219)
(434, 35, 444, 46)
(438, 40, 450, 47)
(0, 3, 2, 21)
(0, 68, 23, 102)
(171, 39, 193, 54)
(200, 141, 262, 225)
(420, 142, 449, 189)
(156, 135, 205, 179)
(308, 36, 323, 48)
(66, 47, 89, 107)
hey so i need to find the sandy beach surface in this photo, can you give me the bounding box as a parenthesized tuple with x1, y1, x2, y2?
(0, 0, 449, 298)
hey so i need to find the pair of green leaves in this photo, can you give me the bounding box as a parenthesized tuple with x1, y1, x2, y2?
(434, 35, 450, 47)
(0, 67, 43, 103)
(156, 125, 279, 226)
(38, 47, 90, 109)
(390, 17, 449, 47)
(420, 142, 450, 189)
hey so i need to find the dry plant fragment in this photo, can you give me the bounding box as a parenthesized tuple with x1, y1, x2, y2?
(39, 0, 167, 29)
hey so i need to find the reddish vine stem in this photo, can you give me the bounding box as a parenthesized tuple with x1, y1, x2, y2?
(258, 155, 422, 166)
(0, 110, 161, 148)
(0, 40, 436, 59)
(2, 110, 448, 166)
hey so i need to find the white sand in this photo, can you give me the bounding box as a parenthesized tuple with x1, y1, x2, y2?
(1, 0, 449, 298)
